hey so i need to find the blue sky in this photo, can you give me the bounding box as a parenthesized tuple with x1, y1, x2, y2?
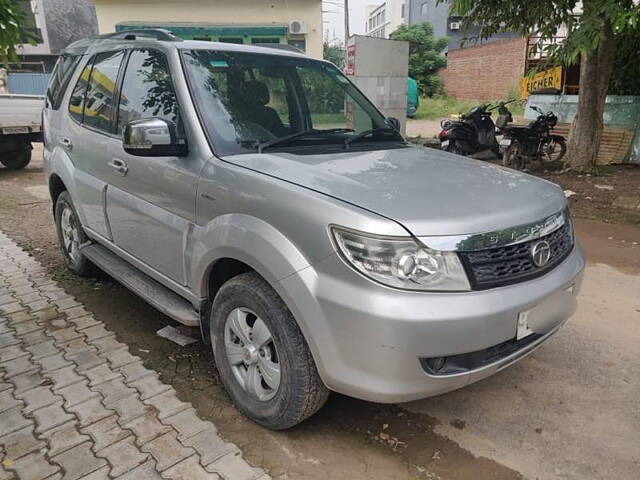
(323, 0, 372, 43)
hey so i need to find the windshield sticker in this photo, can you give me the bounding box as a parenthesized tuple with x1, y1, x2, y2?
(210, 60, 229, 68)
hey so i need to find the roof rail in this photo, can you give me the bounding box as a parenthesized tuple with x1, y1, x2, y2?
(253, 43, 304, 54)
(95, 28, 181, 42)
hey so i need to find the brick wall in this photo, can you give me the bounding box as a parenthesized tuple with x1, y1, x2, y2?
(439, 37, 528, 101)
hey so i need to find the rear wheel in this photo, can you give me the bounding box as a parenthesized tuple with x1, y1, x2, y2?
(502, 142, 526, 170)
(444, 140, 464, 155)
(210, 272, 329, 430)
(1, 147, 32, 170)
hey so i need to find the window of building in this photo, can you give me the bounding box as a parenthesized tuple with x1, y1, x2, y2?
(381, 10, 385, 23)
(401, 3, 405, 18)
(82, 51, 125, 132)
(251, 38, 281, 44)
(219, 37, 244, 44)
(193, 36, 212, 41)
(117, 49, 179, 135)
(288, 39, 306, 52)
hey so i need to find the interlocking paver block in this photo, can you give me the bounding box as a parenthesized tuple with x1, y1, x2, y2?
(4, 311, 32, 326)
(96, 435, 149, 477)
(129, 374, 172, 400)
(84, 363, 121, 387)
(81, 415, 130, 452)
(101, 348, 140, 369)
(53, 297, 80, 310)
(15, 386, 60, 414)
(12, 371, 52, 395)
(61, 306, 91, 320)
(141, 431, 194, 472)
(9, 451, 59, 480)
(182, 426, 238, 467)
(161, 455, 220, 480)
(0, 425, 45, 460)
(49, 326, 83, 345)
(0, 302, 25, 315)
(0, 345, 28, 363)
(57, 380, 99, 409)
(118, 361, 155, 383)
(143, 391, 190, 419)
(32, 307, 61, 324)
(110, 394, 152, 426)
(0, 355, 39, 378)
(89, 335, 125, 355)
(40, 421, 90, 457)
(93, 377, 136, 406)
(124, 410, 171, 446)
(72, 465, 110, 480)
(59, 337, 95, 357)
(0, 294, 14, 306)
(66, 397, 113, 427)
(31, 401, 74, 434)
(51, 442, 107, 480)
(80, 325, 112, 342)
(25, 339, 58, 358)
(12, 319, 43, 336)
(44, 365, 84, 391)
(205, 451, 266, 480)
(68, 314, 100, 331)
(36, 352, 72, 373)
(0, 390, 21, 414)
(0, 332, 19, 348)
(65, 349, 106, 372)
(117, 459, 163, 480)
(162, 408, 209, 441)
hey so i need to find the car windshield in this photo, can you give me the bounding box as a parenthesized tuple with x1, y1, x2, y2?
(181, 49, 403, 155)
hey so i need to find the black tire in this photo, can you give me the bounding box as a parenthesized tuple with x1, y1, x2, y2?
(1, 148, 32, 170)
(444, 140, 464, 155)
(540, 135, 567, 165)
(502, 142, 526, 170)
(54, 191, 95, 276)
(210, 272, 329, 430)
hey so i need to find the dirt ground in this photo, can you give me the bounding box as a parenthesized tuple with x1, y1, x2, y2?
(1, 146, 638, 480)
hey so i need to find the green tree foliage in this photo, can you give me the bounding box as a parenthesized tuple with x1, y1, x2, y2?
(323, 42, 345, 70)
(390, 22, 448, 97)
(608, 29, 640, 95)
(449, 0, 640, 169)
(0, 0, 34, 66)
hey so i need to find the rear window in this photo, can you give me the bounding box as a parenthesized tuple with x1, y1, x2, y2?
(47, 55, 81, 110)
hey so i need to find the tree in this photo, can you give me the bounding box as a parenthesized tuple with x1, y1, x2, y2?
(390, 22, 448, 96)
(0, 0, 33, 66)
(323, 41, 345, 70)
(449, 0, 640, 171)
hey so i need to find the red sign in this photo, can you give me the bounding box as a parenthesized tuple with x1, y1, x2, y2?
(346, 44, 356, 76)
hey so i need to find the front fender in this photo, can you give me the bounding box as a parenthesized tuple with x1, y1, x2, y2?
(189, 213, 315, 299)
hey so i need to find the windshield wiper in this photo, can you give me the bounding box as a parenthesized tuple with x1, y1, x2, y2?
(257, 128, 355, 153)
(343, 127, 400, 150)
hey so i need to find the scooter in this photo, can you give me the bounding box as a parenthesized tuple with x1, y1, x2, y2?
(438, 100, 515, 156)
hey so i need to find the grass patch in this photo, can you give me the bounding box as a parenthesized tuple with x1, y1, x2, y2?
(413, 95, 524, 120)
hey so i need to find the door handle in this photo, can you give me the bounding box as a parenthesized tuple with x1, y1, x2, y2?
(108, 158, 128, 176)
(60, 137, 73, 150)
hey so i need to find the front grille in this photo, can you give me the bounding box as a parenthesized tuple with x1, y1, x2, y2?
(459, 221, 574, 290)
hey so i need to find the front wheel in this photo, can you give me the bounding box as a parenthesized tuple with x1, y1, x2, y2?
(54, 191, 95, 276)
(443, 140, 465, 155)
(1, 147, 32, 170)
(540, 135, 567, 165)
(210, 272, 329, 430)
(502, 142, 526, 170)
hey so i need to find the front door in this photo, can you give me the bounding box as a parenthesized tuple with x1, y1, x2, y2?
(105, 48, 202, 284)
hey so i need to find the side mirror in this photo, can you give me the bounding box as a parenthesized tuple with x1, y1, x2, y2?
(123, 118, 188, 157)
(386, 117, 401, 131)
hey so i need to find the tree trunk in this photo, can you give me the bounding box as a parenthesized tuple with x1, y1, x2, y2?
(565, 17, 617, 171)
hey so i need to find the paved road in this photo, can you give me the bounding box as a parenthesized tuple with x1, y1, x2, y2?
(0, 231, 268, 480)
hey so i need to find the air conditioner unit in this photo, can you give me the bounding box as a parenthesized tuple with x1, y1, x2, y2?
(449, 21, 461, 30)
(289, 20, 308, 35)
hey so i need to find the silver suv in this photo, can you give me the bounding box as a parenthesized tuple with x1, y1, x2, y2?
(43, 29, 585, 429)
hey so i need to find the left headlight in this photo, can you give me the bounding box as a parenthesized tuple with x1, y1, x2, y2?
(331, 226, 470, 291)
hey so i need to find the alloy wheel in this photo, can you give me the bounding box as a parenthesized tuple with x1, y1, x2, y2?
(60, 205, 81, 263)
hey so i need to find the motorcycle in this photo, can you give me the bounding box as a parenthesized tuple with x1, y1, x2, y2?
(438, 100, 515, 156)
(499, 105, 566, 171)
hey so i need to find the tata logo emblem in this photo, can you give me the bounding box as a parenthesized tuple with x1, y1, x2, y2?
(531, 240, 551, 267)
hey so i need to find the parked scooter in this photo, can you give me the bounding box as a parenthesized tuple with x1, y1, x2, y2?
(438, 100, 515, 156)
(500, 105, 566, 171)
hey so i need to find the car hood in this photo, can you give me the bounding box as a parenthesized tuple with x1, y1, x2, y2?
(223, 146, 567, 237)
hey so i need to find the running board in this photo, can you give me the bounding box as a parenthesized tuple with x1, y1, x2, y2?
(81, 244, 199, 327)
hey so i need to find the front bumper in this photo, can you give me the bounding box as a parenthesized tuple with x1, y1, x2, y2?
(278, 242, 585, 403)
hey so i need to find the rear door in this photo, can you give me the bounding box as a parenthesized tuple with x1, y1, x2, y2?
(105, 48, 202, 284)
(62, 50, 126, 239)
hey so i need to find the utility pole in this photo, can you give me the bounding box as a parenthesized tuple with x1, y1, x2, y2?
(344, 0, 350, 66)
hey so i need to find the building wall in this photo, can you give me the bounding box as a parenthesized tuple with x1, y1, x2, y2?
(407, 0, 518, 51)
(364, 0, 405, 38)
(92, 0, 323, 58)
(438, 37, 527, 100)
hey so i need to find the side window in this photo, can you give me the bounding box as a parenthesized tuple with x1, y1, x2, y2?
(83, 51, 125, 132)
(117, 49, 179, 135)
(47, 54, 81, 110)
(68, 62, 92, 123)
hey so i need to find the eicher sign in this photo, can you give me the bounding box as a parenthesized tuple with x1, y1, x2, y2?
(519, 66, 563, 99)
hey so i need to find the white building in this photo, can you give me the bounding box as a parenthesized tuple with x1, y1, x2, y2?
(364, 1, 406, 39)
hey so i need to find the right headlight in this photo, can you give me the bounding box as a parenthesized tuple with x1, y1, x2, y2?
(331, 226, 470, 292)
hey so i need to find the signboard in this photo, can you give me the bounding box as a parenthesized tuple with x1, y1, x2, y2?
(519, 66, 563, 99)
(346, 44, 356, 76)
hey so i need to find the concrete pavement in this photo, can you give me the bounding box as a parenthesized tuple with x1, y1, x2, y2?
(0, 231, 269, 480)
